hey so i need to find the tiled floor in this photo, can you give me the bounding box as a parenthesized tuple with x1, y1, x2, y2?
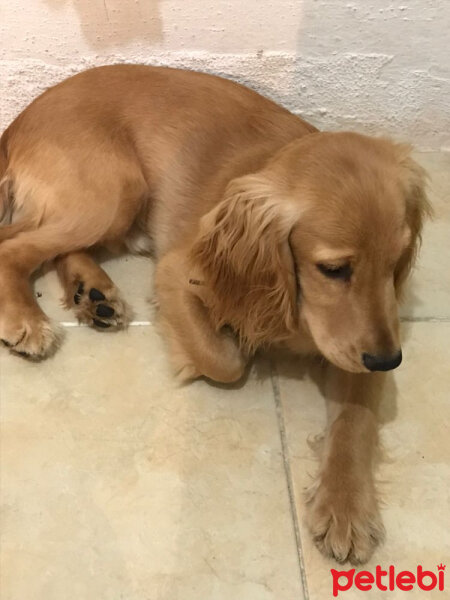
(1, 153, 449, 600)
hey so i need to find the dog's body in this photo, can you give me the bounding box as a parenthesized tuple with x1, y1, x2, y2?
(0, 64, 430, 563)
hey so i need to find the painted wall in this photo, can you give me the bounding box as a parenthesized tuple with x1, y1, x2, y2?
(1, 0, 449, 149)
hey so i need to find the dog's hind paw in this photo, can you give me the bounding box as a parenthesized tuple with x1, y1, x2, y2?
(71, 281, 132, 330)
(1, 316, 64, 359)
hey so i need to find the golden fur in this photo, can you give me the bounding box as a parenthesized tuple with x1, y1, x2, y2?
(0, 64, 431, 563)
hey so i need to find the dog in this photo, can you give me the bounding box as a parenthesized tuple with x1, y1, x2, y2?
(0, 64, 430, 563)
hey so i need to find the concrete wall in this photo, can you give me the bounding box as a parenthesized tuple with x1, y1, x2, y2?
(1, 0, 449, 150)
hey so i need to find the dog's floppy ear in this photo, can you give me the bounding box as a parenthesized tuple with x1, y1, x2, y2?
(190, 173, 300, 352)
(394, 147, 432, 294)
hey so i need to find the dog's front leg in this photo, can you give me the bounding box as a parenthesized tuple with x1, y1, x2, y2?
(155, 255, 246, 383)
(305, 365, 386, 564)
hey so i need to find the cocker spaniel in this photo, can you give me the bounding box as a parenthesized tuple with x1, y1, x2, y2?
(0, 65, 430, 563)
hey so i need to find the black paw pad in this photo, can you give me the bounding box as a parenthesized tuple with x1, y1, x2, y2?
(1, 339, 11, 348)
(93, 319, 111, 329)
(74, 282, 84, 305)
(89, 288, 106, 302)
(96, 304, 115, 318)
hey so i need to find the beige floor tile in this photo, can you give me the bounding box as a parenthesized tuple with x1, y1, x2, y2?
(0, 328, 304, 600)
(401, 152, 450, 319)
(276, 322, 450, 599)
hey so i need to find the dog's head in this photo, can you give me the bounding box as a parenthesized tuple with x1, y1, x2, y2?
(191, 132, 431, 373)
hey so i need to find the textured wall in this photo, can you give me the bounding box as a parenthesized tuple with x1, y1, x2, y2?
(1, 0, 449, 150)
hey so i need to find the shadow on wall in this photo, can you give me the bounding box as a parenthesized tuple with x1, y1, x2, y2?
(44, 0, 163, 48)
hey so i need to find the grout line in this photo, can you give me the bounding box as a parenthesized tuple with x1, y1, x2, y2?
(400, 316, 450, 322)
(270, 360, 310, 600)
(58, 316, 450, 328)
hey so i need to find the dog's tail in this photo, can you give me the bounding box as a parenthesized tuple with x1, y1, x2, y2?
(0, 126, 8, 182)
(0, 127, 34, 241)
(0, 179, 34, 240)
(0, 220, 34, 241)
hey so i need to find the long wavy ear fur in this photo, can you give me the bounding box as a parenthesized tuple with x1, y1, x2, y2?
(190, 174, 300, 353)
(394, 146, 433, 295)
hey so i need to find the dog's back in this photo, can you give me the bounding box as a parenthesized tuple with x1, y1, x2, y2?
(0, 65, 315, 253)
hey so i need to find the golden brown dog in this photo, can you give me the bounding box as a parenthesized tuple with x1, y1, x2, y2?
(0, 64, 430, 563)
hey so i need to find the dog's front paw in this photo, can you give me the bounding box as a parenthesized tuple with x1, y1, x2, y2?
(305, 477, 384, 564)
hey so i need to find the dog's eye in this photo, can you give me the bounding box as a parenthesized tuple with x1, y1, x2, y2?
(316, 263, 352, 281)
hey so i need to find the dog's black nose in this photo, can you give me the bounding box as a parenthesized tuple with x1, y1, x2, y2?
(362, 350, 402, 372)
